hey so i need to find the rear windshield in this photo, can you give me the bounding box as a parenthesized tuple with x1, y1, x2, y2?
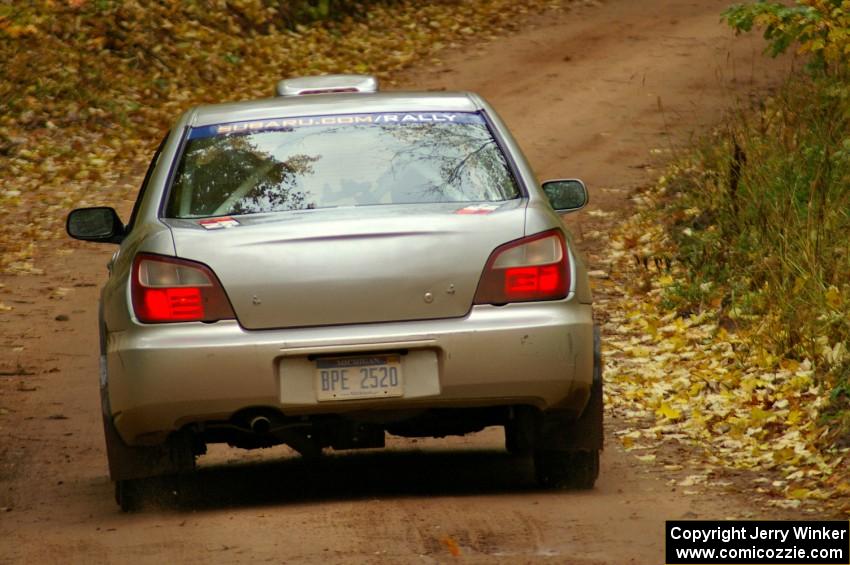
(165, 112, 521, 218)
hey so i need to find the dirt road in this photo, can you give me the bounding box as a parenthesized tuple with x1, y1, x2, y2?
(1, 1, 797, 562)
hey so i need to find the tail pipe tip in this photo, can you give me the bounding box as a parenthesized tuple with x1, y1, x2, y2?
(249, 415, 272, 434)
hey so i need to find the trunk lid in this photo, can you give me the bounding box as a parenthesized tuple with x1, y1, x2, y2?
(165, 201, 526, 329)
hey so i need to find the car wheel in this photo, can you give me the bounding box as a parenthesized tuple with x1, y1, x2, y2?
(534, 448, 599, 489)
(504, 406, 538, 456)
(115, 475, 182, 512)
(115, 478, 143, 512)
(504, 423, 524, 455)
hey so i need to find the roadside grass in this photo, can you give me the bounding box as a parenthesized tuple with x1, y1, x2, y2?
(601, 69, 850, 514)
(0, 0, 565, 274)
(664, 73, 850, 443)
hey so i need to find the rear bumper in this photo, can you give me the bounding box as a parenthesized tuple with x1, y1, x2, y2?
(106, 300, 594, 445)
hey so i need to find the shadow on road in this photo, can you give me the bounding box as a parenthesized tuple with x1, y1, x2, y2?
(140, 448, 543, 512)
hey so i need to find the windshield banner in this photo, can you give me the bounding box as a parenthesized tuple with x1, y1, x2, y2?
(188, 112, 485, 139)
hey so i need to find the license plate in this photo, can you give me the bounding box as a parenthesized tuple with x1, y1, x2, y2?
(315, 355, 403, 401)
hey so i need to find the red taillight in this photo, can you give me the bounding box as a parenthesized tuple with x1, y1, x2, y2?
(141, 288, 203, 320)
(131, 253, 235, 323)
(474, 229, 570, 305)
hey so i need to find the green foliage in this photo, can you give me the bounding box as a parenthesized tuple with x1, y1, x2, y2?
(661, 72, 850, 440)
(723, 0, 850, 73)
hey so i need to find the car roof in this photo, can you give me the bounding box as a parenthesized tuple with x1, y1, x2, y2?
(189, 91, 483, 128)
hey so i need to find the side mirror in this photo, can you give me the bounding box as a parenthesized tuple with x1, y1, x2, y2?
(542, 179, 588, 212)
(66, 207, 125, 244)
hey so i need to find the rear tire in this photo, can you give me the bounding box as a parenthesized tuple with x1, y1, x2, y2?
(102, 393, 194, 512)
(534, 448, 599, 489)
(103, 406, 194, 512)
(534, 325, 602, 489)
(504, 424, 524, 455)
(115, 475, 182, 512)
(115, 479, 143, 512)
(504, 406, 538, 456)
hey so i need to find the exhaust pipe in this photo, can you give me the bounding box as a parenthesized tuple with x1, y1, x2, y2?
(250, 415, 272, 434)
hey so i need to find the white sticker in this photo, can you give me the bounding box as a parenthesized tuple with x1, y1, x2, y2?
(199, 217, 240, 230)
(455, 204, 500, 215)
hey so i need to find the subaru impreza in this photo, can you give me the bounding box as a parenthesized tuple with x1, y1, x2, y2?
(67, 74, 602, 511)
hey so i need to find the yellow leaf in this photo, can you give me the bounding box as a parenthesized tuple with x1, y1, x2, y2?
(656, 403, 682, 421)
(749, 407, 771, 423)
(786, 409, 803, 425)
(788, 488, 811, 500)
(773, 447, 794, 465)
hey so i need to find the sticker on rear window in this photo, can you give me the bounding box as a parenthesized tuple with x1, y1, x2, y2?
(198, 217, 240, 229)
(455, 204, 500, 215)
(189, 112, 485, 139)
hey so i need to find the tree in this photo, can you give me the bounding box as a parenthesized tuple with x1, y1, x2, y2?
(724, 0, 850, 75)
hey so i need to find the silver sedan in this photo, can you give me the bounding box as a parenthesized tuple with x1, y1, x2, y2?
(67, 75, 602, 511)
